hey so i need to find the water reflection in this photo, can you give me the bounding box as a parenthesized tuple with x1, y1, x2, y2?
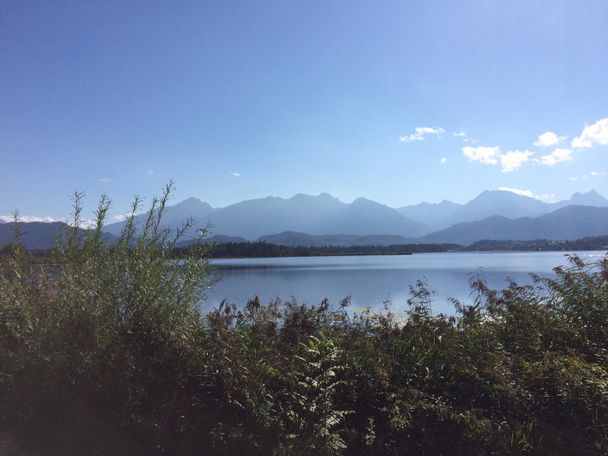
(204, 251, 605, 316)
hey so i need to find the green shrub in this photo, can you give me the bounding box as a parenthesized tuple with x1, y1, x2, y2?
(0, 183, 213, 453)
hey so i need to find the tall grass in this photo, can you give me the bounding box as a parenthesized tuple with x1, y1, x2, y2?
(0, 185, 607, 455)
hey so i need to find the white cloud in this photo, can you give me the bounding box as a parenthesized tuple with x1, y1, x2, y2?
(98, 177, 112, 183)
(534, 131, 565, 147)
(498, 187, 533, 198)
(453, 130, 477, 144)
(78, 219, 98, 229)
(462, 146, 532, 172)
(113, 211, 137, 222)
(400, 126, 445, 142)
(538, 148, 573, 166)
(0, 214, 58, 223)
(569, 171, 606, 182)
(571, 117, 608, 149)
(538, 193, 557, 203)
(462, 146, 500, 165)
(146, 169, 155, 175)
(458, 118, 608, 172)
(229, 171, 241, 177)
(500, 150, 533, 172)
(452, 130, 478, 144)
(0, 214, 98, 229)
(498, 187, 556, 202)
(439, 157, 447, 164)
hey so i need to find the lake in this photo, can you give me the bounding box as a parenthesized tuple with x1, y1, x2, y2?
(204, 251, 607, 315)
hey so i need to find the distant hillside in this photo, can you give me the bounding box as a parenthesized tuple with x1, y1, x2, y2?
(421, 189, 608, 229)
(0, 222, 117, 250)
(175, 234, 248, 248)
(205, 234, 248, 244)
(327, 198, 428, 237)
(419, 205, 608, 245)
(0, 222, 64, 249)
(105, 193, 428, 240)
(13, 190, 608, 248)
(554, 189, 608, 208)
(103, 197, 215, 237)
(466, 236, 608, 252)
(397, 200, 462, 229)
(257, 231, 411, 247)
(437, 190, 549, 228)
(0, 222, 116, 250)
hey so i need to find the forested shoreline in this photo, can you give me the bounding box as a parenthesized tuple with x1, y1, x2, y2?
(5, 234, 607, 261)
(195, 235, 608, 258)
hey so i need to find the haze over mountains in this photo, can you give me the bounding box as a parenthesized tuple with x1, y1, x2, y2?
(399, 189, 608, 230)
(2, 189, 608, 249)
(103, 193, 429, 239)
(419, 205, 608, 245)
(100, 189, 608, 245)
(0, 222, 116, 250)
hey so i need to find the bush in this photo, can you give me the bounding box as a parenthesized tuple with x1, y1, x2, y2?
(0, 184, 213, 453)
(0, 186, 607, 454)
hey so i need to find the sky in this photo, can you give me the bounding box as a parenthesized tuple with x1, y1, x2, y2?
(1, 1, 607, 223)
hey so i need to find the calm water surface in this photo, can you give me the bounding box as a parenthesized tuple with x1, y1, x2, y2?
(204, 251, 606, 315)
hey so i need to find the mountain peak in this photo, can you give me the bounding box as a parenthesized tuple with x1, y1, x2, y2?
(318, 192, 339, 201)
(176, 197, 213, 210)
(289, 192, 340, 202)
(99, 189, 608, 242)
(573, 189, 601, 197)
(477, 189, 536, 201)
(351, 197, 379, 206)
(569, 189, 608, 206)
(423, 199, 459, 207)
(494, 189, 528, 197)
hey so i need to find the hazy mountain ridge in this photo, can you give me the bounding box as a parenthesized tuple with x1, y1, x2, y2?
(551, 189, 608, 209)
(103, 197, 215, 237)
(0, 222, 117, 250)
(105, 193, 428, 240)
(94, 188, 608, 245)
(4, 190, 608, 249)
(397, 200, 462, 229)
(396, 189, 608, 230)
(418, 205, 608, 245)
(256, 231, 411, 247)
(105, 189, 608, 240)
(439, 190, 549, 228)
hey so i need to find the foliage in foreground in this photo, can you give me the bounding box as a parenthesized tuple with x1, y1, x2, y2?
(1, 188, 607, 455)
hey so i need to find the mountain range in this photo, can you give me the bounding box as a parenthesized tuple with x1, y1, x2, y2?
(103, 193, 429, 239)
(0, 222, 115, 250)
(2, 189, 608, 249)
(103, 189, 608, 240)
(418, 205, 608, 245)
(398, 189, 608, 230)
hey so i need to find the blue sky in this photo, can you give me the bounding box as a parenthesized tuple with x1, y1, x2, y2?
(1, 1, 607, 222)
